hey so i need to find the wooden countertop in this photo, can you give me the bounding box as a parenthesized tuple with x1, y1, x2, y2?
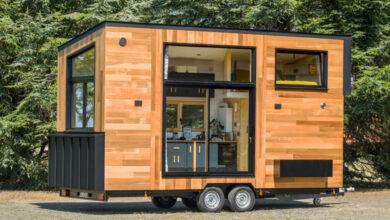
(167, 140, 237, 144)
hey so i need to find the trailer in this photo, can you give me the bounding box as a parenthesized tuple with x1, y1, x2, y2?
(48, 21, 351, 212)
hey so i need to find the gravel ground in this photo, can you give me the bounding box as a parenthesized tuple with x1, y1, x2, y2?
(0, 190, 389, 220)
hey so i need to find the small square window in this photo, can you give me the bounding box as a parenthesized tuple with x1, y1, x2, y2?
(275, 49, 327, 90)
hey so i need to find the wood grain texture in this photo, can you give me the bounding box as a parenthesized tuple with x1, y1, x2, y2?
(57, 26, 344, 191)
(57, 29, 105, 132)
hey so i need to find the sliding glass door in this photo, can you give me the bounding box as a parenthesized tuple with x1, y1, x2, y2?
(163, 44, 255, 176)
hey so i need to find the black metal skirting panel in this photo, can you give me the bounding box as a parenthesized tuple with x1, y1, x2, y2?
(280, 160, 333, 177)
(48, 132, 104, 191)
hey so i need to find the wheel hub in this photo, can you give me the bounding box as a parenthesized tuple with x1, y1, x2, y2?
(235, 191, 251, 209)
(204, 192, 220, 209)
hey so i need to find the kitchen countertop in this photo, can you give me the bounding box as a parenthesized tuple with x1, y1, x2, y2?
(167, 140, 237, 143)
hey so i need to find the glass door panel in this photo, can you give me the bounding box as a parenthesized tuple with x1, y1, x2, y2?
(208, 89, 249, 172)
(165, 86, 207, 173)
(163, 44, 254, 175)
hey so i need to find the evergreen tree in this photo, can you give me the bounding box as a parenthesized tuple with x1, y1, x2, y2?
(0, 0, 388, 189)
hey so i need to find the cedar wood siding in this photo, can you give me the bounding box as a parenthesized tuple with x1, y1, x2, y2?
(57, 24, 344, 191)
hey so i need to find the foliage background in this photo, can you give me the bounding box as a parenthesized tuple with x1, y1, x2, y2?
(0, 0, 389, 189)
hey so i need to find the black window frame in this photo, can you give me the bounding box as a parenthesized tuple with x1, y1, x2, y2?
(162, 42, 256, 178)
(66, 43, 96, 131)
(275, 48, 328, 91)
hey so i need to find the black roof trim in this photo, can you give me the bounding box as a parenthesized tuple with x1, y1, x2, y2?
(58, 22, 107, 51)
(343, 38, 352, 96)
(58, 21, 352, 51)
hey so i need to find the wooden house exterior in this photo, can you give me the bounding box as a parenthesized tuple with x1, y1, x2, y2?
(49, 21, 351, 212)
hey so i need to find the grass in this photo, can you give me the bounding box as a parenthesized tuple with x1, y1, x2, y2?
(0, 190, 76, 203)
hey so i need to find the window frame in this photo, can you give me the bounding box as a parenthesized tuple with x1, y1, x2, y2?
(274, 48, 328, 91)
(66, 43, 96, 131)
(166, 103, 180, 131)
(162, 42, 256, 178)
(166, 99, 207, 132)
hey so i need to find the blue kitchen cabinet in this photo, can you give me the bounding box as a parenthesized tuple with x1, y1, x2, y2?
(208, 143, 219, 171)
(166, 141, 209, 172)
(167, 142, 192, 172)
(196, 143, 206, 172)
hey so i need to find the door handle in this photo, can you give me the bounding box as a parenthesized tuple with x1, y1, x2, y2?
(189, 145, 192, 153)
(177, 155, 180, 162)
(173, 155, 176, 163)
(198, 145, 201, 153)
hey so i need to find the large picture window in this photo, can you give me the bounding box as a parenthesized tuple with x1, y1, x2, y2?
(163, 44, 255, 176)
(67, 46, 95, 129)
(275, 49, 327, 90)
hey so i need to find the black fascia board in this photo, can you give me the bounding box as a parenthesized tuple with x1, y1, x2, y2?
(58, 21, 351, 51)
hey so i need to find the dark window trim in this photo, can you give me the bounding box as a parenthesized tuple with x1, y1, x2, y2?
(164, 42, 256, 50)
(66, 43, 96, 131)
(161, 43, 256, 178)
(343, 38, 352, 96)
(274, 48, 328, 91)
(164, 80, 255, 89)
(163, 171, 255, 178)
(71, 75, 94, 83)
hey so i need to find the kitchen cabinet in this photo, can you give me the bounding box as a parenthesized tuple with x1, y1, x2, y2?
(166, 72, 215, 98)
(195, 143, 206, 172)
(167, 143, 191, 172)
(167, 141, 205, 172)
(166, 86, 214, 98)
(208, 143, 237, 172)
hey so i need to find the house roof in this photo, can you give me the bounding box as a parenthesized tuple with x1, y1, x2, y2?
(58, 21, 351, 51)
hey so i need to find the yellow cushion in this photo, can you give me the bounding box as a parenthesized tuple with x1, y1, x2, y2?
(276, 80, 319, 86)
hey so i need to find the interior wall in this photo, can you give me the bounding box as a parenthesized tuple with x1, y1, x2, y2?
(169, 58, 224, 79)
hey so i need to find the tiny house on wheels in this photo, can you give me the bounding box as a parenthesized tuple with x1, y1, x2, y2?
(49, 21, 352, 212)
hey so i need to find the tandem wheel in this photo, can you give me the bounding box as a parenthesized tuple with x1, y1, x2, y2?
(196, 187, 225, 212)
(227, 186, 256, 212)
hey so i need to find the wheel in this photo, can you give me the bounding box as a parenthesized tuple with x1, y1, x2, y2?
(151, 196, 177, 209)
(227, 186, 255, 212)
(313, 197, 322, 206)
(182, 197, 198, 209)
(197, 187, 225, 212)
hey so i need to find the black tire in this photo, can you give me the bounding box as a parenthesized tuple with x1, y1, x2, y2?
(197, 187, 225, 212)
(182, 197, 198, 209)
(227, 186, 255, 212)
(151, 196, 177, 209)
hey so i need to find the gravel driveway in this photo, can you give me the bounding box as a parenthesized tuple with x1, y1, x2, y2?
(0, 190, 389, 219)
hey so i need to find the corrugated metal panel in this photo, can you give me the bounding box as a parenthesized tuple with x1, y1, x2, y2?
(48, 132, 104, 191)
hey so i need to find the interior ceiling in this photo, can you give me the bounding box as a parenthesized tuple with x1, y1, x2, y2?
(277, 53, 312, 63)
(169, 46, 250, 62)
